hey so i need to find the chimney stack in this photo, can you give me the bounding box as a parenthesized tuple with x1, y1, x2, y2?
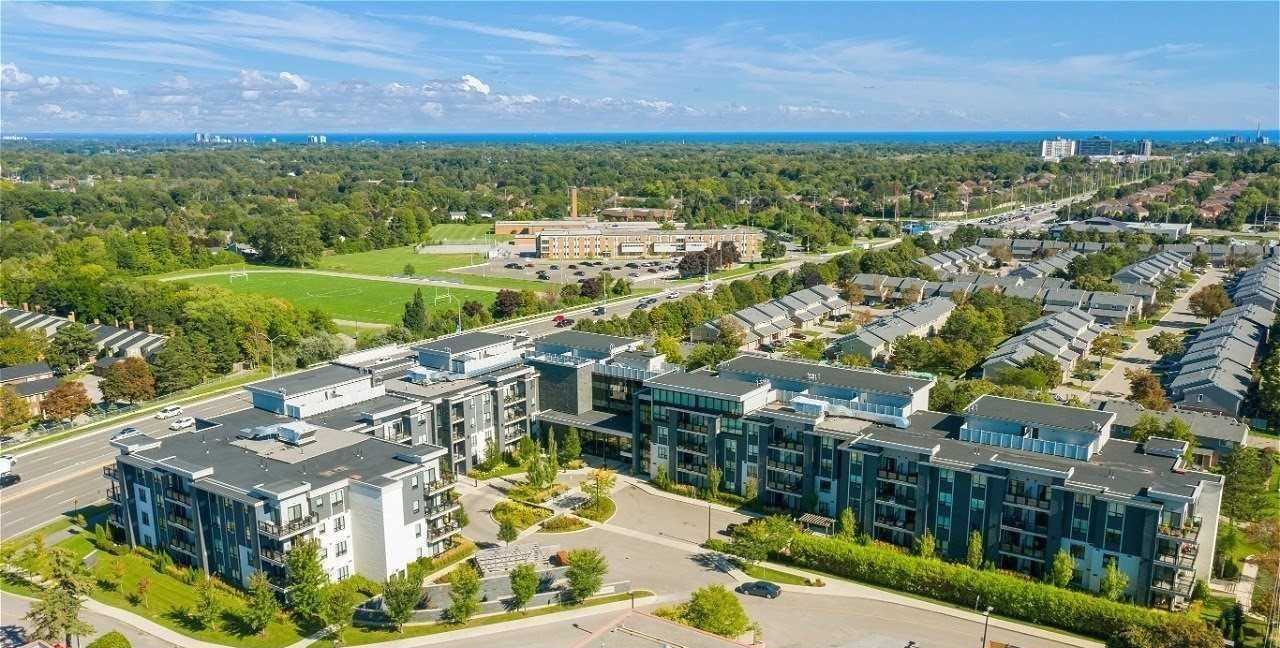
(127, 320, 134, 330)
(569, 186, 579, 219)
(94, 318, 100, 325)
(68, 311, 76, 322)
(147, 324, 153, 334)
(21, 302, 28, 312)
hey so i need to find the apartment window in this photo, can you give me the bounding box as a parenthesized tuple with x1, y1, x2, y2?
(412, 500, 420, 514)
(331, 491, 344, 509)
(140, 512, 149, 526)
(337, 565, 350, 580)
(654, 426, 669, 446)
(138, 489, 148, 503)
(411, 475, 419, 489)
(334, 516, 346, 532)
(288, 504, 303, 521)
(313, 496, 324, 510)
(415, 523, 422, 538)
(319, 523, 326, 534)
(335, 540, 349, 557)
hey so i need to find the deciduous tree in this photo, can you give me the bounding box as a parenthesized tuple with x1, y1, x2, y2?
(243, 572, 279, 635)
(46, 322, 97, 374)
(41, 380, 92, 422)
(100, 357, 156, 404)
(0, 385, 31, 432)
(1187, 284, 1231, 320)
(446, 563, 481, 623)
(683, 584, 752, 637)
(285, 539, 328, 626)
(565, 548, 607, 602)
(381, 570, 421, 633)
(1125, 369, 1170, 411)
(507, 564, 538, 612)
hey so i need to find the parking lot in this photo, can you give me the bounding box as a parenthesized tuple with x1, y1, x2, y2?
(452, 257, 682, 286)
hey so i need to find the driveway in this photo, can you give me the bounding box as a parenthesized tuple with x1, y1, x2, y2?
(608, 482, 750, 546)
(1084, 268, 1220, 401)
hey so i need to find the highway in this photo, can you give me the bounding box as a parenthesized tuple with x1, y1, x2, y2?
(0, 248, 845, 540)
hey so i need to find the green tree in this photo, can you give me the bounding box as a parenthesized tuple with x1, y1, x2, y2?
(446, 563, 481, 623)
(46, 322, 97, 374)
(401, 289, 430, 334)
(565, 548, 607, 602)
(516, 434, 538, 465)
(966, 530, 984, 569)
(560, 427, 582, 464)
(319, 582, 358, 646)
(244, 570, 279, 635)
(497, 519, 518, 545)
(1125, 368, 1170, 411)
(1146, 331, 1184, 358)
(890, 335, 933, 371)
(402, 263, 416, 276)
(381, 569, 421, 633)
(1187, 283, 1231, 320)
(653, 332, 684, 365)
(86, 630, 132, 648)
(193, 574, 222, 630)
(761, 234, 786, 261)
(25, 587, 94, 648)
(1020, 353, 1064, 389)
(1219, 446, 1271, 522)
(149, 333, 210, 394)
(507, 564, 538, 612)
(587, 468, 616, 506)
(1189, 251, 1210, 269)
(915, 529, 937, 559)
(1258, 348, 1280, 425)
(1047, 550, 1074, 588)
(683, 584, 753, 637)
(0, 385, 32, 432)
(0, 327, 47, 367)
(1099, 560, 1129, 601)
(285, 539, 328, 625)
(706, 464, 722, 501)
(837, 506, 857, 543)
(100, 357, 156, 404)
(1109, 615, 1222, 648)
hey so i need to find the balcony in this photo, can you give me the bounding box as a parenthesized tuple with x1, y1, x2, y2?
(776, 389, 907, 424)
(102, 465, 119, 481)
(765, 458, 804, 475)
(430, 522, 462, 539)
(874, 516, 914, 531)
(1150, 571, 1195, 597)
(169, 538, 198, 556)
(426, 474, 456, 494)
(1157, 517, 1202, 542)
(874, 492, 917, 509)
(768, 438, 804, 454)
(1154, 545, 1198, 571)
(877, 468, 919, 485)
(765, 480, 802, 495)
(164, 488, 193, 507)
(1000, 517, 1048, 536)
(259, 548, 287, 566)
(451, 427, 466, 443)
(258, 512, 320, 539)
(999, 543, 1046, 561)
(503, 391, 526, 405)
(676, 440, 708, 455)
(1003, 492, 1051, 511)
(167, 514, 195, 532)
(426, 499, 461, 519)
(677, 462, 707, 475)
(677, 423, 710, 436)
(106, 485, 123, 503)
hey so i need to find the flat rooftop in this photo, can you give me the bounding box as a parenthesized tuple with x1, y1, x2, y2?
(646, 370, 766, 399)
(966, 395, 1115, 433)
(131, 408, 445, 495)
(535, 330, 639, 354)
(248, 364, 368, 396)
(414, 331, 513, 355)
(306, 393, 421, 431)
(718, 355, 932, 396)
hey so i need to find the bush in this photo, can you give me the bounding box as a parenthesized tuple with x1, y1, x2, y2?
(540, 515, 588, 533)
(492, 500, 552, 531)
(784, 533, 1173, 641)
(346, 573, 383, 597)
(87, 631, 132, 648)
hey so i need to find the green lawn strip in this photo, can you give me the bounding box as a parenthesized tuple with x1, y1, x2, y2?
(314, 590, 653, 648)
(467, 462, 527, 481)
(148, 262, 252, 279)
(424, 224, 509, 243)
(1200, 595, 1268, 648)
(491, 500, 552, 531)
(87, 551, 307, 648)
(574, 497, 615, 523)
(1, 518, 74, 554)
(739, 562, 811, 586)
(6, 369, 268, 455)
(56, 534, 97, 561)
(315, 246, 548, 292)
(177, 271, 495, 325)
(672, 261, 779, 285)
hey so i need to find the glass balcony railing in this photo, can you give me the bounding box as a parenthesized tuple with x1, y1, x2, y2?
(1157, 516, 1202, 542)
(776, 389, 907, 420)
(877, 468, 919, 485)
(259, 512, 320, 538)
(1003, 492, 1051, 511)
(999, 543, 1046, 561)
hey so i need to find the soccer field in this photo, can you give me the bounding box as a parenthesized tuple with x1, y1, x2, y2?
(425, 223, 510, 242)
(177, 271, 495, 325)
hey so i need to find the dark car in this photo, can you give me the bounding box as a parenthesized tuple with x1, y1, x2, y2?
(736, 581, 781, 599)
(549, 264, 559, 270)
(0, 474, 20, 488)
(556, 318, 576, 327)
(568, 264, 578, 269)
(592, 306, 606, 315)
(573, 270, 586, 276)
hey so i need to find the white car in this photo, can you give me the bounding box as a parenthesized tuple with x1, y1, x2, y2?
(513, 329, 530, 337)
(667, 291, 680, 299)
(155, 405, 184, 420)
(168, 417, 196, 431)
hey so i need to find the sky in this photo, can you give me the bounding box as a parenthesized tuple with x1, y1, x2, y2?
(1, 1, 1277, 134)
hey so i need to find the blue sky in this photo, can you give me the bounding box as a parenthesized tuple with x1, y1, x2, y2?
(2, 2, 1277, 133)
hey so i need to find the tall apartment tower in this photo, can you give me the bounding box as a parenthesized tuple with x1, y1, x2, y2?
(1137, 139, 1153, 156)
(1040, 138, 1077, 160)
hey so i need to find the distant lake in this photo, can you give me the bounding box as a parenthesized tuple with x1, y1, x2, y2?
(9, 129, 1279, 146)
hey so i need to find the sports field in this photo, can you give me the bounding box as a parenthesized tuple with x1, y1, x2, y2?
(425, 223, 512, 242)
(177, 271, 494, 325)
(316, 246, 551, 291)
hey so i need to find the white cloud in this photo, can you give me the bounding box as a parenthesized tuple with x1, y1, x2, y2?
(1, 63, 34, 85)
(550, 16, 645, 36)
(779, 104, 851, 118)
(415, 16, 572, 47)
(420, 101, 444, 117)
(457, 74, 490, 95)
(279, 72, 310, 92)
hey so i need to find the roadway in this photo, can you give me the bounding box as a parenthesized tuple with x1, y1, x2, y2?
(0, 248, 853, 540)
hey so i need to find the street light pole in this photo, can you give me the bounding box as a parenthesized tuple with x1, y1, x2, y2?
(435, 293, 462, 333)
(980, 605, 994, 648)
(257, 332, 285, 378)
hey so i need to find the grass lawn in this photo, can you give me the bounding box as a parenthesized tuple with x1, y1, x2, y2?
(424, 224, 510, 243)
(313, 591, 653, 647)
(491, 500, 552, 531)
(740, 562, 811, 586)
(88, 550, 308, 648)
(575, 496, 616, 523)
(1201, 595, 1268, 648)
(315, 246, 550, 292)
(177, 271, 495, 325)
(674, 260, 778, 285)
(506, 481, 567, 504)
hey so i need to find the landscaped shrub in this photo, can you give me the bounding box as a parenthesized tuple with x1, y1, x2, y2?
(783, 533, 1176, 641)
(87, 630, 132, 648)
(492, 501, 552, 531)
(540, 515, 588, 533)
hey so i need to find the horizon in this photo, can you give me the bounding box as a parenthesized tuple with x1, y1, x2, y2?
(2, 2, 1277, 134)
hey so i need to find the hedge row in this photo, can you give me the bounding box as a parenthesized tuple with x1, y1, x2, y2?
(782, 534, 1170, 641)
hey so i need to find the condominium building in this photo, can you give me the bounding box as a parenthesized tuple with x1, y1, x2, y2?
(535, 228, 763, 260)
(1137, 139, 1153, 156)
(1077, 136, 1114, 156)
(1040, 138, 1077, 161)
(106, 372, 461, 588)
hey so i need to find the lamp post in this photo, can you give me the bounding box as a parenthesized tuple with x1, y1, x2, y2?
(980, 605, 994, 648)
(435, 293, 462, 334)
(256, 332, 285, 378)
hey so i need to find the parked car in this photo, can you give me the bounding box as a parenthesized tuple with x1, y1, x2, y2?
(573, 271, 586, 276)
(168, 417, 196, 431)
(549, 265, 559, 270)
(155, 405, 183, 420)
(555, 318, 576, 328)
(568, 264, 578, 269)
(736, 581, 782, 599)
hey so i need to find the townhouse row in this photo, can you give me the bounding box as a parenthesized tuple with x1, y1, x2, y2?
(689, 284, 849, 351)
(981, 309, 1105, 384)
(975, 238, 1270, 266)
(1, 304, 168, 359)
(1167, 304, 1275, 417)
